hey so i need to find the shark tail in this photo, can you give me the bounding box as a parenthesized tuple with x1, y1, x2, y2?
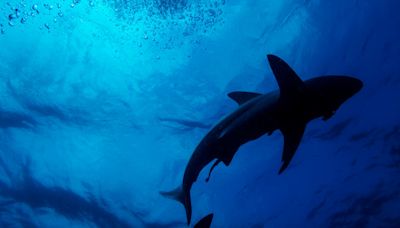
(160, 186, 192, 225)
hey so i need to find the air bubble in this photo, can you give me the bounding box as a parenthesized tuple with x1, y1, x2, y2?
(9, 14, 16, 20)
(32, 4, 39, 14)
(15, 9, 20, 18)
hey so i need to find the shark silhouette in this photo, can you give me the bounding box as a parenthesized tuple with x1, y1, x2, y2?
(161, 54, 363, 225)
(194, 213, 213, 228)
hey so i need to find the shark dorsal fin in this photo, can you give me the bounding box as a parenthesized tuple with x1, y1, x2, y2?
(228, 91, 262, 105)
(267, 55, 306, 99)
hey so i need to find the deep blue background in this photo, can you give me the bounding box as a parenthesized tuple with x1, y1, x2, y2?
(0, 0, 399, 227)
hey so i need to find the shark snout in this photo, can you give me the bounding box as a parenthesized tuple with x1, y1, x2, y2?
(353, 77, 363, 93)
(325, 76, 363, 108)
(344, 76, 363, 97)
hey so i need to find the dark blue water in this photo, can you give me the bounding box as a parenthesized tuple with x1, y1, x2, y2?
(0, 0, 399, 227)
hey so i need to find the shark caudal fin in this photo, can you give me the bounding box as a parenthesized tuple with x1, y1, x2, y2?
(267, 54, 306, 100)
(160, 186, 192, 225)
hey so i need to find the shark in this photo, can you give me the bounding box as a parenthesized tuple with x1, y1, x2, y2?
(160, 54, 363, 225)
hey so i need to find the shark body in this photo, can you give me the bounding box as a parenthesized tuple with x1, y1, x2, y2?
(161, 54, 363, 225)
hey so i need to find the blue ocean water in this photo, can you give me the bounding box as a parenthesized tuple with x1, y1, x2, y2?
(0, 0, 399, 227)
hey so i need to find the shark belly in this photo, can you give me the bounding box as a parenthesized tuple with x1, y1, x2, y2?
(216, 109, 279, 166)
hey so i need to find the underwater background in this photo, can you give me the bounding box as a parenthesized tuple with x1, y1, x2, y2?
(0, 0, 399, 227)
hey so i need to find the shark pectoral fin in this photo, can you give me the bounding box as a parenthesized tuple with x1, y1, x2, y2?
(205, 159, 221, 182)
(228, 91, 262, 105)
(279, 123, 306, 174)
(267, 55, 306, 99)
